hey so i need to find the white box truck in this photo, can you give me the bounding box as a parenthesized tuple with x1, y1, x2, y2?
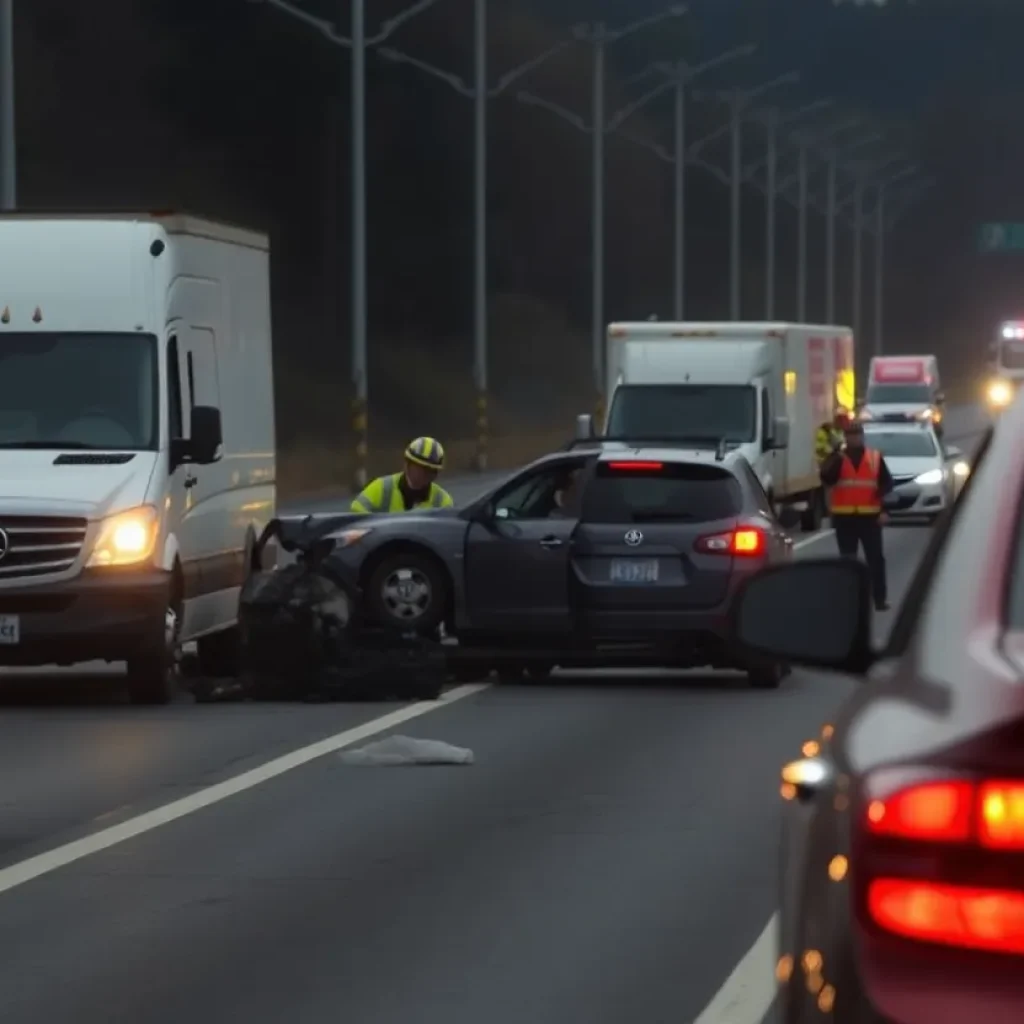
(577, 321, 855, 530)
(0, 213, 275, 703)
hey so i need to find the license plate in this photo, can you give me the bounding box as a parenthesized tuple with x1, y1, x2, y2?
(0, 615, 19, 644)
(610, 559, 659, 583)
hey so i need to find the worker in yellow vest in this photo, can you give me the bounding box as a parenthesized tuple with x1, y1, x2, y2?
(350, 436, 455, 514)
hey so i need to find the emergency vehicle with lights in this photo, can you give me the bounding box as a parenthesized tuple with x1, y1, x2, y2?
(574, 321, 855, 532)
(985, 319, 1024, 413)
(858, 354, 945, 434)
(0, 213, 275, 703)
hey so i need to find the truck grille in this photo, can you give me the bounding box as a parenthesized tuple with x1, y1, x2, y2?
(0, 515, 88, 580)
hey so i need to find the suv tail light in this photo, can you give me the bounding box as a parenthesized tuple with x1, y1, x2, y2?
(695, 526, 765, 557)
(857, 774, 1024, 955)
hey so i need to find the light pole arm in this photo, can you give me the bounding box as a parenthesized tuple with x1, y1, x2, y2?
(604, 5, 688, 42)
(252, 0, 443, 46)
(515, 90, 590, 133)
(688, 120, 730, 156)
(617, 130, 673, 164)
(606, 77, 676, 132)
(490, 36, 579, 95)
(376, 46, 473, 95)
(368, 0, 445, 44)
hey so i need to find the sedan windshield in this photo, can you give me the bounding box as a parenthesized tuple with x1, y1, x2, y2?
(865, 430, 938, 458)
(0, 333, 158, 449)
(606, 384, 757, 443)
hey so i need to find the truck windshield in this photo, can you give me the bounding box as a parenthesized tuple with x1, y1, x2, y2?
(606, 384, 757, 443)
(0, 333, 158, 450)
(865, 383, 934, 404)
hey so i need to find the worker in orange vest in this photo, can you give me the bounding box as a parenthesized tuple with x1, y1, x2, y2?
(819, 421, 895, 611)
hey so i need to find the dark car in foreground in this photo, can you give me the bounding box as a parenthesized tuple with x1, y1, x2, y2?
(726, 398, 1024, 1021)
(293, 440, 799, 686)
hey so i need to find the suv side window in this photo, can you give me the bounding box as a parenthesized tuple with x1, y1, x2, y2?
(493, 458, 591, 520)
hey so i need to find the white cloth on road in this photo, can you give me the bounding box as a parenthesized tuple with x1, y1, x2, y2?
(339, 735, 474, 765)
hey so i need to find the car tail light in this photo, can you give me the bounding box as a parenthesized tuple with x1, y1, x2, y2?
(856, 775, 1024, 956)
(606, 461, 663, 471)
(695, 526, 765, 556)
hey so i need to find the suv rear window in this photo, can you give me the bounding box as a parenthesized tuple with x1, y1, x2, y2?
(580, 461, 742, 523)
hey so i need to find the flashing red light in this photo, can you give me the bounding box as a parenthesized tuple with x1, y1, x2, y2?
(606, 461, 663, 471)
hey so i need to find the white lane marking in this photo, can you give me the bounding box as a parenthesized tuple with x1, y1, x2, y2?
(793, 530, 833, 551)
(691, 913, 777, 1024)
(0, 684, 490, 896)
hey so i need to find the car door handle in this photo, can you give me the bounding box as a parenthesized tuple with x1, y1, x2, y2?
(184, 473, 198, 489)
(539, 536, 563, 548)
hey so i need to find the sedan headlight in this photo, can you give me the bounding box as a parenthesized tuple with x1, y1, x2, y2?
(987, 379, 1013, 407)
(87, 505, 159, 567)
(953, 460, 970, 478)
(914, 469, 943, 486)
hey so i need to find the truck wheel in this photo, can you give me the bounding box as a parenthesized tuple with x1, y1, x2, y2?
(125, 601, 181, 705)
(196, 627, 241, 677)
(365, 551, 450, 634)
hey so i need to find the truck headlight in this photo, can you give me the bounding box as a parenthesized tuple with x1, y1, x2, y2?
(987, 380, 1013, 407)
(914, 469, 943, 485)
(87, 505, 160, 567)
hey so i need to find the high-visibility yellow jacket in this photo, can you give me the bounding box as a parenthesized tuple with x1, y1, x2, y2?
(350, 472, 454, 514)
(815, 424, 842, 464)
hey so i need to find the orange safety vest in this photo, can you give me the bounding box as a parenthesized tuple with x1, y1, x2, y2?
(829, 449, 882, 515)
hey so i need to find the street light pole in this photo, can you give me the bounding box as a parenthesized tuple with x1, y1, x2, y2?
(252, 0, 446, 487)
(707, 72, 799, 319)
(0, 0, 14, 210)
(473, 0, 487, 466)
(517, 5, 687, 416)
(351, 0, 368, 482)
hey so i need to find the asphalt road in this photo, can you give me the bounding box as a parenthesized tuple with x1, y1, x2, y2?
(0, 408, 987, 1024)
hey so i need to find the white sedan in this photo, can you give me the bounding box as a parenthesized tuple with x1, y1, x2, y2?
(863, 421, 969, 522)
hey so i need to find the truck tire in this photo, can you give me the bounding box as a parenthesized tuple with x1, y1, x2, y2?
(365, 550, 450, 634)
(125, 600, 181, 705)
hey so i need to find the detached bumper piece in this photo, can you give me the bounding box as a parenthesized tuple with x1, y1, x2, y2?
(214, 516, 446, 703)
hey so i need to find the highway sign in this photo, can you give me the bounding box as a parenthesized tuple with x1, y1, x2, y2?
(979, 223, 1024, 251)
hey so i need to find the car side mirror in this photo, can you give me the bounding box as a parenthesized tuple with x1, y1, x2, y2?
(776, 506, 801, 529)
(770, 416, 790, 450)
(727, 558, 875, 672)
(575, 413, 595, 440)
(944, 444, 962, 460)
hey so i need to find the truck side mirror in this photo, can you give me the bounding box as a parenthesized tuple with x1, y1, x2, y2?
(575, 414, 595, 440)
(189, 405, 223, 464)
(770, 416, 790, 450)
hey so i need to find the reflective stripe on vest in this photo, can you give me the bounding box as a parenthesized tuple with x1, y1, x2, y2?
(829, 449, 881, 514)
(368, 474, 449, 513)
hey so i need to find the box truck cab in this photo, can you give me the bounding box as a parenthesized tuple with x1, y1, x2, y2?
(577, 321, 855, 531)
(0, 213, 275, 703)
(860, 355, 944, 434)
